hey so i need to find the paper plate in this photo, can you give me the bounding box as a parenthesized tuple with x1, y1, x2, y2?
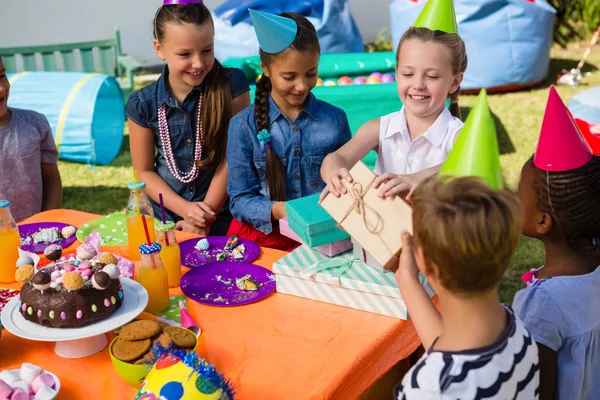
(19, 222, 78, 254)
(76, 214, 160, 247)
(181, 262, 276, 306)
(179, 236, 261, 268)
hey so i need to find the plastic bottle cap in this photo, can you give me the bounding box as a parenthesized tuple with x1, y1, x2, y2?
(155, 221, 176, 232)
(139, 242, 162, 254)
(128, 181, 147, 190)
(0, 200, 9, 209)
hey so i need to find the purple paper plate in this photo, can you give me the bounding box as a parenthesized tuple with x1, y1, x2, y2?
(19, 222, 78, 254)
(179, 236, 261, 268)
(180, 261, 276, 306)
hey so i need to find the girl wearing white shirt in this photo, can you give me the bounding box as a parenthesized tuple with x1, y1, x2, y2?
(321, 26, 467, 200)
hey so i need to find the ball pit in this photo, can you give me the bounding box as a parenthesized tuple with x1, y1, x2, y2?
(315, 72, 396, 87)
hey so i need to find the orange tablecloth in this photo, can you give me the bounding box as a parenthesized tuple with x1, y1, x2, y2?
(0, 210, 421, 399)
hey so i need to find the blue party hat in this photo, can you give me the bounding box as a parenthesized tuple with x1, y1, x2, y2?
(249, 9, 298, 54)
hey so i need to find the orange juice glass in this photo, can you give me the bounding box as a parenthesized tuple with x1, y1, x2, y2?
(156, 221, 181, 288)
(0, 200, 20, 283)
(137, 242, 170, 314)
(125, 181, 156, 260)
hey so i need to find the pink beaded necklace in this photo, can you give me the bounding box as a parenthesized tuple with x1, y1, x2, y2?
(157, 94, 204, 183)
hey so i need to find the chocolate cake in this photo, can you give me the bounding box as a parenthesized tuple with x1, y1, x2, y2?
(15, 245, 124, 328)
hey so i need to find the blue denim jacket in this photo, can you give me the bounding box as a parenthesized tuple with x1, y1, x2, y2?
(227, 93, 351, 234)
(126, 65, 249, 235)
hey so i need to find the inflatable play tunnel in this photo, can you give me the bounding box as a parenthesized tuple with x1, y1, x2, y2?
(7, 72, 125, 165)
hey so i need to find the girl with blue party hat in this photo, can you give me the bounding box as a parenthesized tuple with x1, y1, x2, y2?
(321, 0, 467, 201)
(226, 10, 351, 250)
(127, 0, 251, 236)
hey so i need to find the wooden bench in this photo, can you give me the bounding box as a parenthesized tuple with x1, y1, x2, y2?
(0, 28, 141, 99)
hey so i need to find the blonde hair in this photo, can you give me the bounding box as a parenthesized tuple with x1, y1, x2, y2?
(411, 176, 522, 294)
(396, 26, 468, 119)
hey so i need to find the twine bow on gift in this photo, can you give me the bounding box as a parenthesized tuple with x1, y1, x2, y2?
(340, 181, 383, 234)
(301, 257, 361, 287)
(337, 181, 397, 262)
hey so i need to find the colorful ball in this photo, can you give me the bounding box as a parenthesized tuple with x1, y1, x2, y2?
(353, 76, 367, 85)
(316, 77, 324, 86)
(337, 76, 353, 86)
(323, 79, 337, 87)
(381, 73, 396, 83)
(366, 76, 381, 85)
(369, 72, 383, 79)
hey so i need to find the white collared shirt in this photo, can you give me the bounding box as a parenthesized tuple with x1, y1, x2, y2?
(375, 107, 463, 175)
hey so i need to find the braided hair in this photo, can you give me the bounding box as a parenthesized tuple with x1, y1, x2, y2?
(396, 27, 468, 119)
(527, 155, 600, 251)
(254, 13, 320, 201)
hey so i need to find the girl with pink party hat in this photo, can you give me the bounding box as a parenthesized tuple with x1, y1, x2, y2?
(514, 86, 600, 400)
(321, 0, 467, 201)
(127, 0, 251, 236)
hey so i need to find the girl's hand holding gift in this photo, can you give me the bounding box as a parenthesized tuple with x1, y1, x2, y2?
(320, 168, 353, 201)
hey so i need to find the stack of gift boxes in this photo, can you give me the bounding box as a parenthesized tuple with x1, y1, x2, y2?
(274, 161, 434, 319)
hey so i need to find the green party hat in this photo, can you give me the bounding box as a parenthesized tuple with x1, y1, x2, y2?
(414, 0, 458, 34)
(439, 89, 503, 189)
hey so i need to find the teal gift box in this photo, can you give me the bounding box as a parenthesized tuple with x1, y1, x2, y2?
(286, 193, 350, 247)
(274, 245, 435, 319)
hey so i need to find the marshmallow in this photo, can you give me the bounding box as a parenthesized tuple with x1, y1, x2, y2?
(31, 375, 54, 394)
(10, 389, 28, 400)
(0, 380, 12, 398)
(33, 386, 56, 400)
(0, 371, 18, 385)
(9, 382, 28, 395)
(19, 364, 41, 385)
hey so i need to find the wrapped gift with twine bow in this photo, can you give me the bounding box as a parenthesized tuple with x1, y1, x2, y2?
(319, 161, 412, 271)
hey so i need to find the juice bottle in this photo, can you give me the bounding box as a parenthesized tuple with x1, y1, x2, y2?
(0, 200, 20, 283)
(156, 221, 182, 288)
(137, 242, 170, 314)
(126, 181, 155, 260)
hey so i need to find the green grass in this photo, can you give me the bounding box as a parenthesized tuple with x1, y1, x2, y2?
(59, 42, 600, 304)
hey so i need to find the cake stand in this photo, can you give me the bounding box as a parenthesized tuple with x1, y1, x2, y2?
(1, 278, 148, 359)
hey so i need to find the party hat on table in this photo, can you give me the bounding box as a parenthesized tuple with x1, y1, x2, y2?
(440, 89, 503, 189)
(534, 86, 593, 171)
(249, 9, 298, 54)
(414, 0, 458, 34)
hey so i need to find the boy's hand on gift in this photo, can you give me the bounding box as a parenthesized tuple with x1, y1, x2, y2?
(373, 173, 419, 200)
(396, 231, 420, 286)
(320, 168, 353, 201)
(181, 201, 216, 228)
(175, 220, 209, 237)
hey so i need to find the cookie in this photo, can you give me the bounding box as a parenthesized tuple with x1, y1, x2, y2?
(119, 320, 160, 341)
(155, 321, 170, 331)
(112, 338, 152, 362)
(164, 326, 196, 348)
(152, 333, 173, 348)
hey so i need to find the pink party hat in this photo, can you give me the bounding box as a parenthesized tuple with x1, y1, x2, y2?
(534, 86, 592, 171)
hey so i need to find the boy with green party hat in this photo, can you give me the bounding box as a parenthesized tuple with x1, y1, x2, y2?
(439, 89, 504, 189)
(393, 88, 539, 399)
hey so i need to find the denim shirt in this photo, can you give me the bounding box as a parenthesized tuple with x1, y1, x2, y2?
(227, 93, 351, 234)
(126, 65, 249, 234)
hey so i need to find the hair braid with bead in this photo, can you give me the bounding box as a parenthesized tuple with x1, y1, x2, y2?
(255, 12, 320, 201)
(528, 155, 600, 250)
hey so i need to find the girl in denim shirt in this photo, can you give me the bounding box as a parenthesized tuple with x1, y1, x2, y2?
(227, 11, 351, 250)
(127, 0, 250, 236)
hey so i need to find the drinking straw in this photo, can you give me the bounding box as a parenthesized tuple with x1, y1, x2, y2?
(141, 212, 152, 246)
(159, 193, 170, 246)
